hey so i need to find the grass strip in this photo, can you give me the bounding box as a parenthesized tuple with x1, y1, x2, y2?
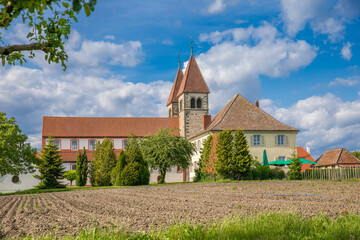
(21, 212, 360, 240)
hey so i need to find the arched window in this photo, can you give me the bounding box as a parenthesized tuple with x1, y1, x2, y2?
(197, 98, 202, 108)
(180, 100, 183, 111)
(190, 98, 196, 108)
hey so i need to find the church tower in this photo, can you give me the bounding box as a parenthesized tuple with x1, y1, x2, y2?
(176, 51, 210, 138)
(166, 59, 184, 118)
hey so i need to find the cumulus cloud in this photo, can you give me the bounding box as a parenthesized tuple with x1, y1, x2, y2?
(328, 76, 359, 87)
(206, 0, 226, 14)
(340, 42, 353, 60)
(197, 23, 317, 112)
(281, 0, 360, 41)
(261, 94, 360, 158)
(0, 31, 168, 149)
(105, 35, 115, 40)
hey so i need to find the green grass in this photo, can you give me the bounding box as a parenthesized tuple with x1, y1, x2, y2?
(21, 212, 360, 240)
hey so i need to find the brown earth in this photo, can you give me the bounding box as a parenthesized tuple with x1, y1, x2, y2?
(1, 181, 360, 239)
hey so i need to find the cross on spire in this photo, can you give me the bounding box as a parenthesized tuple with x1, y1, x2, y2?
(191, 36, 194, 55)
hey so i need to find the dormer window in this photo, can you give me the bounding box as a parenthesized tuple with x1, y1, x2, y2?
(191, 98, 196, 108)
(197, 98, 202, 108)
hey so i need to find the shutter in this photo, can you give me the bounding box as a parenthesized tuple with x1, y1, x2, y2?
(285, 136, 289, 146)
(261, 135, 265, 146)
(275, 135, 278, 146)
(250, 135, 253, 146)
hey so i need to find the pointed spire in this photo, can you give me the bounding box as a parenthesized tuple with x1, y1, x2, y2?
(190, 36, 194, 55)
(167, 60, 184, 106)
(177, 53, 210, 97)
(178, 52, 181, 69)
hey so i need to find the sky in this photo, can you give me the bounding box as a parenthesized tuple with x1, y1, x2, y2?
(0, 0, 360, 158)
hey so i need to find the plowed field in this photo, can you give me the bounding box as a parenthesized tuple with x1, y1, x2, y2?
(1, 181, 360, 239)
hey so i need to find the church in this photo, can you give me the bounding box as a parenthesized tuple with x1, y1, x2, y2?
(41, 51, 299, 183)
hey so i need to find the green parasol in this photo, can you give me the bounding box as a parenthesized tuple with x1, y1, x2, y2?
(263, 149, 269, 166)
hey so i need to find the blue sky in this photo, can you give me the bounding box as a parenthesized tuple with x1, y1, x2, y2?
(0, 0, 359, 158)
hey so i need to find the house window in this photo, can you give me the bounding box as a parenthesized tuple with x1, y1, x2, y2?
(180, 100, 183, 111)
(190, 98, 195, 108)
(71, 164, 76, 170)
(53, 140, 60, 149)
(71, 140, 78, 151)
(277, 135, 285, 146)
(169, 109, 171, 117)
(177, 166, 182, 173)
(197, 98, 202, 108)
(277, 156, 286, 161)
(253, 135, 261, 146)
(123, 140, 128, 150)
(89, 140, 96, 151)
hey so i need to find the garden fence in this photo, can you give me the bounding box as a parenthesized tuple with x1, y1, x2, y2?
(303, 167, 360, 180)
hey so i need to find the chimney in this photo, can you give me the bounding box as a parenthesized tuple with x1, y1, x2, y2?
(255, 100, 259, 108)
(306, 145, 311, 154)
(203, 115, 211, 129)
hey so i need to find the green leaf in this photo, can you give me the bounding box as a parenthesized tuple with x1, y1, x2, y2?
(83, 3, 91, 16)
(27, 32, 34, 38)
(2, 57, 5, 66)
(62, 2, 70, 8)
(73, 0, 82, 12)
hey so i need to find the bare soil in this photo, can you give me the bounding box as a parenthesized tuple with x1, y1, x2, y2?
(1, 181, 360, 239)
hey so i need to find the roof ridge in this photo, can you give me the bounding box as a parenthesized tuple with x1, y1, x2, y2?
(336, 148, 344, 164)
(209, 94, 239, 131)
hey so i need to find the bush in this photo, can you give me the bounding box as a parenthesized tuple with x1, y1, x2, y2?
(64, 170, 76, 185)
(120, 161, 150, 186)
(251, 165, 272, 180)
(271, 167, 285, 180)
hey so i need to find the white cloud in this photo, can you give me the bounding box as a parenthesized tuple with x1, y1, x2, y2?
(197, 23, 317, 112)
(4, 23, 30, 44)
(281, 0, 360, 41)
(328, 76, 359, 87)
(262, 94, 360, 158)
(340, 42, 353, 60)
(105, 35, 115, 40)
(161, 38, 174, 46)
(206, 0, 226, 14)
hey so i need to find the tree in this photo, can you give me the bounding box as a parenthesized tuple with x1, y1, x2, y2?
(120, 132, 150, 185)
(114, 150, 126, 186)
(141, 128, 195, 184)
(91, 138, 117, 186)
(34, 136, 65, 189)
(64, 170, 76, 185)
(0, 112, 38, 176)
(76, 147, 88, 186)
(352, 151, 360, 159)
(0, 0, 97, 69)
(288, 157, 302, 180)
(215, 129, 252, 180)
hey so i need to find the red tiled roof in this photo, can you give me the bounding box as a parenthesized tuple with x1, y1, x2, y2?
(42, 117, 179, 138)
(167, 67, 184, 106)
(189, 94, 298, 139)
(316, 148, 360, 166)
(297, 147, 315, 172)
(177, 55, 210, 96)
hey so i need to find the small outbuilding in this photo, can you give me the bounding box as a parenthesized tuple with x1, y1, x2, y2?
(315, 148, 360, 168)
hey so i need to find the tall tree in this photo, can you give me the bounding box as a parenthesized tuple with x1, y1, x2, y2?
(34, 136, 65, 189)
(120, 132, 150, 185)
(76, 147, 88, 186)
(0, 0, 97, 69)
(215, 129, 252, 180)
(141, 128, 195, 184)
(0, 112, 38, 176)
(288, 157, 302, 180)
(215, 130, 233, 179)
(91, 138, 117, 186)
(114, 151, 126, 186)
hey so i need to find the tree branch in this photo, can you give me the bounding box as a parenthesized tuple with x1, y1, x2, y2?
(0, 43, 48, 55)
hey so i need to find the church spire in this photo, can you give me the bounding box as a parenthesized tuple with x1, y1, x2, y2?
(190, 36, 194, 56)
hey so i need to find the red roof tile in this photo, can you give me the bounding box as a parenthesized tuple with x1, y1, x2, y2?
(42, 117, 179, 138)
(316, 148, 360, 166)
(167, 67, 184, 106)
(177, 55, 210, 96)
(297, 147, 315, 172)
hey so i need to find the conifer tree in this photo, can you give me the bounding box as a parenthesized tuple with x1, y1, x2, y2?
(76, 147, 88, 186)
(289, 157, 302, 180)
(91, 139, 117, 186)
(232, 129, 252, 180)
(215, 130, 233, 179)
(34, 136, 65, 189)
(120, 131, 150, 185)
(115, 151, 126, 186)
